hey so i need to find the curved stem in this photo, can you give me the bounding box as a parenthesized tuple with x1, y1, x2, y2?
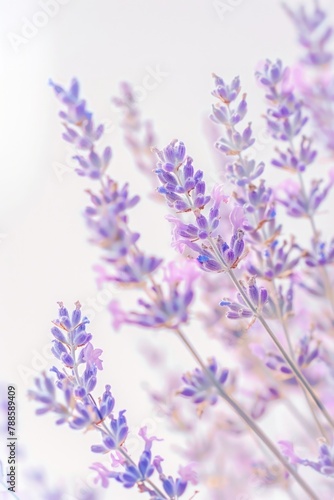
(175, 327, 319, 500)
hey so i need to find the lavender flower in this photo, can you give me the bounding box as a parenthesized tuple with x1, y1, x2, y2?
(50, 78, 111, 179)
(211, 75, 282, 248)
(283, 3, 333, 66)
(178, 358, 229, 407)
(247, 238, 302, 280)
(112, 260, 199, 329)
(210, 74, 264, 186)
(256, 59, 309, 150)
(51, 78, 163, 286)
(154, 141, 247, 272)
(254, 334, 321, 384)
(30, 303, 193, 499)
(280, 440, 334, 477)
(112, 82, 160, 197)
(276, 176, 334, 219)
(304, 238, 334, 267)
(219, 277, 270, 321)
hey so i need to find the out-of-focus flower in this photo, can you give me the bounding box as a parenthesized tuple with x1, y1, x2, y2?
(178, 358, 229, 407)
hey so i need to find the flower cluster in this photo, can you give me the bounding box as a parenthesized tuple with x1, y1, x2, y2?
(253, 334, 321, 384)
(113, 82, 159, 194)
(219, 277, 270, 322)
(154, 141, 247, 273)
(247, 238, 302, 280)
(256, 59, 313, 169)
(210, 74, 264, 186)
(280, 440, 334, 478)
(29, 302, 111, 429)
(283, 3, 333, 66)
(29, 303, 195, 499)
(178, 357, 229, 407)
(110, 260, 199, 329)
(51, 79, 163, 286)
(38, 7, 334, 498)
(50, 78, 112, 179)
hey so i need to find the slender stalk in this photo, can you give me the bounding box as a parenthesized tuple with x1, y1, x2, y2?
(296, 169, 334, 313)
(227, 267, 334, 429)
(270, 281, 329, 439)
(175, 327, 319, 500)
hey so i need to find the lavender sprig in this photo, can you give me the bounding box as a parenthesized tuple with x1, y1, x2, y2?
(283, 3, 333, 66)
(112, 82, 160, 198)
(256, 59, 334, 311)
(50, 78, 162, 286)
(284, 3, 334, 153)
(153, 141, 246, 273)
(29, 302, 194, 500)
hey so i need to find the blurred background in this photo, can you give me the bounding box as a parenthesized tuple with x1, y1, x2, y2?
(1, 0, 334, 498)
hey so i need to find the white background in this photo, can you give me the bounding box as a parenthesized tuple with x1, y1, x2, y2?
(1, 0, 334, 498)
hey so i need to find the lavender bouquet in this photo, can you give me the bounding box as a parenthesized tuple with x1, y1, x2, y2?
(24, 2, 334, 499)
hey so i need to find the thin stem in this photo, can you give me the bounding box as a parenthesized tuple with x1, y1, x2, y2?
(270, 281, 329, 439)
(227, 268, 334, 429)
(175, 327, 319, 500)
(290, 146, 334, 312)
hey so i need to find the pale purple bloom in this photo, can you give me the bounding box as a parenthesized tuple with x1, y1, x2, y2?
(276, 176, 334, 218)
(280, 440, 334, 477)
(247, 238, 301, 280)
(220, 277, 269, 321)
(116, 260, 199, 329)
(283, 3, 333, 66)
(178, 357, 229, 406)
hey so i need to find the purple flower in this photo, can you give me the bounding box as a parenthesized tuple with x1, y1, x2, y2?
(49, 78, 92, 124)
(91, 410, 129, 453)
(233, 180, 281, 246)
(83, 178, 162, 284)
(50, 78, 112, 179)
(79, 342, 103, 370)
(211, 74, 265, 186)
(276, 177, 334, 218)
(280, 440, 334, 477)
(211, 74, 241, 104)
(256, 60, 308, 144)
(178, 357, 229, 407)
(254, 334, 320, 384)
(247, 238, 301, 280)
(304, 238, 334, 267)
(154, 141, 210, 212)
(284, 3, 333, 66)
(220, 276, 270, 321)
(153, 457, 188, 499)
(118, 260, 199, 329)
(111, 450, 155, 488)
